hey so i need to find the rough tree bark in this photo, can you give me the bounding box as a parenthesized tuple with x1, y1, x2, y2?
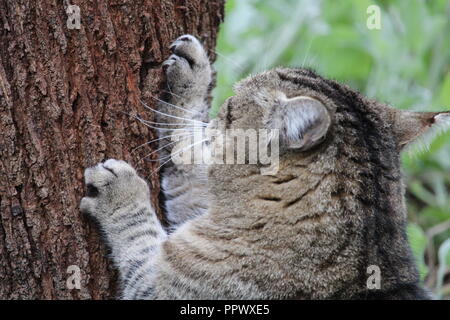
(0, 0, 224, 299)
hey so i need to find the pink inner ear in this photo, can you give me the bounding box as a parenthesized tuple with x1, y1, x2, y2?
(434, 112, 450, 124)
(394, 110, 450, 149)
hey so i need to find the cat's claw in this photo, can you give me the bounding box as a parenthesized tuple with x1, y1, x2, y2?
(168, 34, 209, 67)
(163, 34, 211, 97)
(80, 159, 150, 221)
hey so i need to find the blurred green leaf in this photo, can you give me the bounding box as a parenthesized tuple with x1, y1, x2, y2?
(438, 73, 450, 107)
(407, 223, 429, 281)
(436, 239, 450, 297)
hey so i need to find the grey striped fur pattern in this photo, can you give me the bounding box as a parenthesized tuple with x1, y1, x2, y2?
(80, 35, 449, 299)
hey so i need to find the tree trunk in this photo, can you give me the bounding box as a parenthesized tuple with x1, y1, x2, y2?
(0, 0, 224, 299)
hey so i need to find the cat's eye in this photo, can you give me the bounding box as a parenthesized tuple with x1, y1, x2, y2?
(86, 184, 99, 198)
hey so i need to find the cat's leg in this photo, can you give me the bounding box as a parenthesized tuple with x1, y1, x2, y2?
(161, 34, 211, 123)
(157, 35, 212, 228)
(80, 159, 166, 299)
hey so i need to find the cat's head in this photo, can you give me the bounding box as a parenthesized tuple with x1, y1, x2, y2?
(213, 67, 449, 169)
(207, 67, 448, 296)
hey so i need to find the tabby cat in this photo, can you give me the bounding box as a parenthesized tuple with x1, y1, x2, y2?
(80, 35, 449, 299)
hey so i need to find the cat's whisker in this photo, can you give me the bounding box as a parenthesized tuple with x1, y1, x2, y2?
(301, 40, 313, 68)
(137, 119, 206, 130)
(166, 82, 176, 98)
(121, 111, 206, 132)
(138, 119, 207, 127)
(259, 39, 271, 72)
(140, 99, 207, 125)
(305, 54, 318, 69)
(161, 89, 183, 100)
(211, 49, 245, 73)
(139, 122, 205, 132)
(149, 139, 208, 176)
(143, 124, 204, 132)
(147, 95, 197, 115)
(138, 136, 197, 163)
(146, 138, 208, 162)
(253, 30, 277, 73)
(131, 132, 195, 153)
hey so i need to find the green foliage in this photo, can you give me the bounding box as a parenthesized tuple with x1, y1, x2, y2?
(213, 0, 450, 298)
(407, 223, 429, 280)
(437, 239, 450, 298)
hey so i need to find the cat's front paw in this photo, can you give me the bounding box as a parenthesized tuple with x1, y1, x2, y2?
(163, 34, 211, 96)
(80, 159, 150, 222)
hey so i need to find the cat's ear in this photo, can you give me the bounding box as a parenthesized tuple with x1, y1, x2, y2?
(280, 96, 331, 151)
(392, 110, 450, 149)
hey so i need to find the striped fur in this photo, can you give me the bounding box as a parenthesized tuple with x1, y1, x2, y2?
(80, 35, 449, 299)
(80, 159, 166, 299)
(157, 34, 211, 227)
